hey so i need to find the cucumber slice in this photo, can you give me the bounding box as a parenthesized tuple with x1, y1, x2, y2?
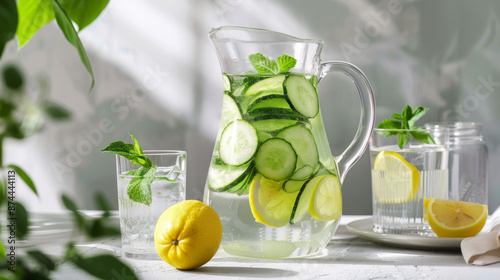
(248, 113, 309, 124)
(250, 119, 298, 132)
(223, 73, 232, 92)
(255, 138, 297, 181)
(218, 94, 242, 135)
(276, 125, 319, 174)
(208, 162, 252, 192)
(283, 179, 307, 194)
(289, 175, 324, 224)
(245, 75, 286, 96)
(284, 75, 319, 118)
(248, 108, 304, 119)
(247, 96, 291, 111)
(220, 120, 258, 166)
(290, 165, 314, 180)
(225, 164, 256, 195)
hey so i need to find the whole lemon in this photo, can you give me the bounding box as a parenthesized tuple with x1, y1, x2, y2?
(154, 200, 222, 270)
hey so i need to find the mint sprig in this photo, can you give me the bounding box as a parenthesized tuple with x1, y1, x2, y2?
(377, 105, 435, 149)
(102, 133, 156, 206)
(249, 53, 297, 75)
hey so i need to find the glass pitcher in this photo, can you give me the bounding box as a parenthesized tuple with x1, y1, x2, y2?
(204, 26, 375, 258)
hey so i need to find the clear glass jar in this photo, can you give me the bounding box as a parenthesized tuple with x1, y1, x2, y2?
(425, 122, 488, 204)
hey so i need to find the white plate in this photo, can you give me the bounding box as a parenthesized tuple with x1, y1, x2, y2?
(346, 218, 463, 250)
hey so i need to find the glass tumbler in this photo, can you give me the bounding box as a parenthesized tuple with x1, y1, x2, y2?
(425, 122, 488, 205)
(370, 127, 449, 236)
(116, 150, 186, 259)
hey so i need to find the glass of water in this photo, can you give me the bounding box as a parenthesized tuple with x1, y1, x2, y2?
(369, 128, 449, 236)
(116, 150, 186, 259)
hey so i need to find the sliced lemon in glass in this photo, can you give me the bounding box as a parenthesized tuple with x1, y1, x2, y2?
(249, 174, 298, 227)
(372, 151, 420, 203)
(424, 197, 488, 237)
(308, 175, 342, 221)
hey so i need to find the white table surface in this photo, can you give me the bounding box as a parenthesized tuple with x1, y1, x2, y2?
(18, 213, 500, 280)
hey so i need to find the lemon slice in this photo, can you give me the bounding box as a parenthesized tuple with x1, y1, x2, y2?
(308, 175, 342, 221)
(424, 198, 488, 237)
(249, 174, 298, 227)
(372, 151, 420, 203)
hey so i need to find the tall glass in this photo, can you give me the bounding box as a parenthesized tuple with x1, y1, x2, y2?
(116, 150, 186, 259)
(370, 128, 449, 236)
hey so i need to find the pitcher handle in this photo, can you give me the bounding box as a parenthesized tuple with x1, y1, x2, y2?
(318, 61, 376, 183)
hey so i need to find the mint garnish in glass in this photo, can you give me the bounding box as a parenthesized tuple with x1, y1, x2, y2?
(102, 133, 159, 205)
(377, 105, 435, 149)
(249, 53, 297, 74)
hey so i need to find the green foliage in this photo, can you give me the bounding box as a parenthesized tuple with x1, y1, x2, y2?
(41, 101, 71, 121)
(14, 202, 29, 239)
(59, 0, 109, 31)
(16, 0, 55, 47)
(52, 0, 95, 91)
(102, 134, 158, 205)
(2, 65, 24, 90)
(249, 53, 297, 75)
(7, 165, 37, 196)
(0, 0, 17, 60)
(377, 105, 435, 149)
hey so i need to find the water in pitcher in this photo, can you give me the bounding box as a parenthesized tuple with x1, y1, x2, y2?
(205, 73, 341, 258)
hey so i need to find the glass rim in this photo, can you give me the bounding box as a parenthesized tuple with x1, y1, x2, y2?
(209, 26, 324, 45)
(373, 128, 439, 132)
(140, 150, 186, 156)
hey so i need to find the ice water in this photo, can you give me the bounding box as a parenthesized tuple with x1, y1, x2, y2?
(371, 145, 448, 236)
(118, 167, 185, 259)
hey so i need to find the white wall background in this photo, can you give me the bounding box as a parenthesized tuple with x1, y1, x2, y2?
(2, 0, 500, 214)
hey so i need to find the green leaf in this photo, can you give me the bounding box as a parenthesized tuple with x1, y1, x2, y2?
(7, 164, 37, 196)
(71, 255, 139, 280)
(397, 132, 410, 149)
(94, 192, 112, 212)
(2, 65, 24, 91)
(0, 0, 17, 60)
(249, 53, 278, 75)
(101, 141, 151, 167)
(62, 194, 86, 230)
(0, 241, 5, 258)
(15, 202, 29, 239)
(42, 100, 71, 121)
(277, 54, 297, 73)
(377, 119, 401, 130)
(410, 130, 436, 145)
(58, 0, 109, 31)
(401, 105, 412, 129)
(52, 0, 94, 91)
(0, 99, 16, 118)
(129, 133, 144, 156)
(88, 218, 120, 238)
(408, 106, 429, 128)
(127, 165, 157, 206)
(16, 0, 55, 47)
(27, 250, 56, 271)
(391, 113, 403, 120)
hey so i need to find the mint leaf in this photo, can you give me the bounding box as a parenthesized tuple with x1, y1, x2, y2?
(7, 164, 37, 196)
(277, 54, 297, 73)
(101, 138, 151, 167)
(377, 104, 434, 149)
(129, 133, 144, 156)
(249, 53, 278, 74)
(398, 132, 410, 149)
(410, 130, 435, 145)
(127, 165, 157, 206)
(408, 106, 429, 127)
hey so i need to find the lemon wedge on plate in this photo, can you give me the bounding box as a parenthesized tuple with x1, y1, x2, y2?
(372, 151, 420, 203)
(424, 197, 488, 237)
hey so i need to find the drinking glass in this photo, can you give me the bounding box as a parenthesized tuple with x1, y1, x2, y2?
(369, 128, 448, 236)
(116, 150, 186, 259)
